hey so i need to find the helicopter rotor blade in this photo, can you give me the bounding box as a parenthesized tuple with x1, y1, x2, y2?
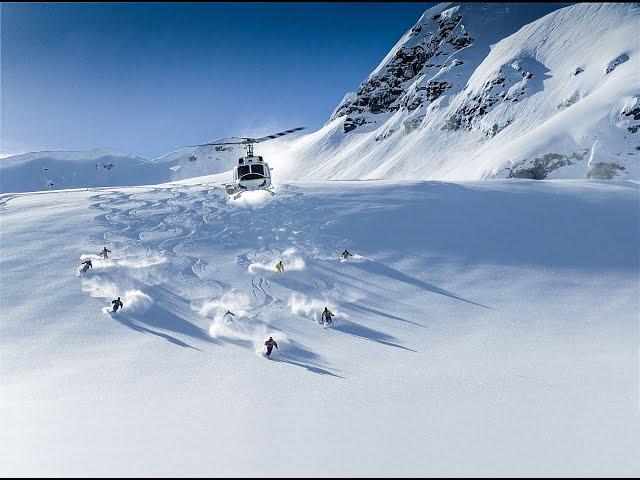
(254, 127, 306, 143)
(187, 127, 305, 149)
(187, 141, 245, 147)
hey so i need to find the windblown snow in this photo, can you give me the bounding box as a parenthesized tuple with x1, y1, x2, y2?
(1, 176, 638, 476)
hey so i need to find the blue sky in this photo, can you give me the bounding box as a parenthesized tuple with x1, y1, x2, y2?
(1, 2, 432, 158)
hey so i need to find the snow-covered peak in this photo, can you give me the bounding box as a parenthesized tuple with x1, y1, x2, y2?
(279, 2, 639, 182)
(330, 3, 564, 133)
(1, 147, 143, 168)
(0, 145, 236, 193)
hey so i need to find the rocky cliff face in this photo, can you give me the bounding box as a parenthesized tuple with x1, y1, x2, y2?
(279, 2, 639, 182)
(331, 6, 473, 133)
(329, 3, 556, 135)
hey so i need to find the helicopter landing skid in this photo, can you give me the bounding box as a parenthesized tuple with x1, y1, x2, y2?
(230, 188, 276, 200)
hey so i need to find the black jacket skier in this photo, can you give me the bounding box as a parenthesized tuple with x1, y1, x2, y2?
(264, 337, 278, 356)
(81, 259, 93, 272)
(341, 249, 353, 260)
(111, 297, 124, 312)
(321, 307, 334, 325)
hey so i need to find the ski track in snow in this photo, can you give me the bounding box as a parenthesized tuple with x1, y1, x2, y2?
(2, 178, 638, 476)
(82, 184, 409, 376)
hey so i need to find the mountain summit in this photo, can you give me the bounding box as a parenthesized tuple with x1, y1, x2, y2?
(277, 2, 639, 181)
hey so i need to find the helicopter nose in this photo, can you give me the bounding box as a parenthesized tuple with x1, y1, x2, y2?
(239, 178, 267, 189)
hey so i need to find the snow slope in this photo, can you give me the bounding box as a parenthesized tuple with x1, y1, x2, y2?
(1, 177, 638, 476)
(273, 2, 640, 181)
(0, 146, 240, 193)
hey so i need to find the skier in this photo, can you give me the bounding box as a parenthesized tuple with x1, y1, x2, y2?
(264, 336, 278, 357)
(101, 247, 112, 260)
(80, 259, 93, 273)
(111, 297, 124, 313)
(275, 260, 284, 275)
(223, 310, 235, 322)
(321, 306, 335, 326)
(341, 249, 353, 260)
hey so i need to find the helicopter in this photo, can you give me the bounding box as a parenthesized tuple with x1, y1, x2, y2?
(189, 127, 305, 198)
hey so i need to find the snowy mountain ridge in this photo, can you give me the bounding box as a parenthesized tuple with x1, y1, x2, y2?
(0, 146, 241, 193)
(1, 2, 638, 194)
(274, 2, 639, 182)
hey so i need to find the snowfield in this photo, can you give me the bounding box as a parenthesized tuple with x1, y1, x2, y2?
(1, 2, 639, 475)
(1, 177, 638, 476)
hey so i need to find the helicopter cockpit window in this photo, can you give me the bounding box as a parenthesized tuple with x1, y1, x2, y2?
(237, 165, 250, 177)
(251, 164, 264, 175)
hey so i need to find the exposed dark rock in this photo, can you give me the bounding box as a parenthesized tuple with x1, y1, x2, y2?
(343, 117, 369, 134)
(604, 53, 629, 74)
(450, 58, 548, 131)
(403, 117, 424, 133)
(403, 96, 423, 111)
(587, 162, 626, 179)
(482, 120, 512, 138)
(452, 75, 504, 129)
(622, 106, 640, 121)
(374, 128, 396, 141)
(448, 33, 472, 49)
(605, 53, 629, 74)
(330, 9, 474, 133)
(441, 114, 462, 131)
(557, 91, 580, 110)
(401, 80, 453, 112)
(508, 151, 588, 179)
